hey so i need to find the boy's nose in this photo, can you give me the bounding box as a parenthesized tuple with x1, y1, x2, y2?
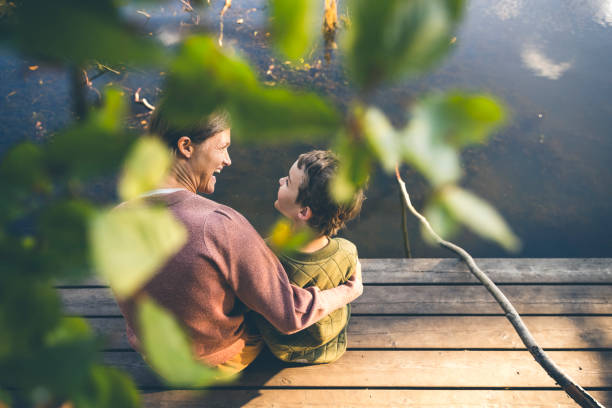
(279, 177, 284, 185)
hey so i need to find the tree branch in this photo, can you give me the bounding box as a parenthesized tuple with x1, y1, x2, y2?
(395, 166, 605, 408)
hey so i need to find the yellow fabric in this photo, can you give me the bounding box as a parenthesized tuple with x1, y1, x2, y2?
(215, 332, 263, 375)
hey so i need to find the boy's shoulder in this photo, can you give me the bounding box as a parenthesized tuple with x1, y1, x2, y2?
(332, 237, 358, 257)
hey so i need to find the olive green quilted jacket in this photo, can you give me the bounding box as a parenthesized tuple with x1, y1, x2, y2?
(255, 237, 357, 364)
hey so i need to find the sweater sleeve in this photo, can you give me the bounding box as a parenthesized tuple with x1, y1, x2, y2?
(202, 210, 363, 334)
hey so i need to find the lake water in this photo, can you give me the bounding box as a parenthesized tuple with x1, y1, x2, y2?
(1, 0, 611, 258)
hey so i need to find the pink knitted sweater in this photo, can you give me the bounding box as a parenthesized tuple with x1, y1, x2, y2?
(117, 190, 362, 365)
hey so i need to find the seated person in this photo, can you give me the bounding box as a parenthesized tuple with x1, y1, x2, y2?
(254, 150, 365, 364)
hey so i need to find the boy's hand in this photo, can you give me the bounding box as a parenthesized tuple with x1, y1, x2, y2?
(347, 260, 363, 297)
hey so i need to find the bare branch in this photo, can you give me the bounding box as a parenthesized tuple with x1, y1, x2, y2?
(395, 166, 605, 408)
(134, 88, 156, 111)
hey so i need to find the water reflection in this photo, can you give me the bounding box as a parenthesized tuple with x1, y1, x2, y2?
(594, 0, 612, 26)
(490, 0, 524, 20)
(1, 0, 611, 258)
(521, 45, 572, 80)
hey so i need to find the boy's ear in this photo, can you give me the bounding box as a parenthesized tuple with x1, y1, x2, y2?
(297, 206, 312, 221)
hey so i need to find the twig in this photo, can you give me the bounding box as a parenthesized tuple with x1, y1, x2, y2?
(218, 0, 232, 46)
(394, 166, 605, 408)
(134, 88, 156, 111)
(323, 0, 338, 62)
(399, 189, 412, 258)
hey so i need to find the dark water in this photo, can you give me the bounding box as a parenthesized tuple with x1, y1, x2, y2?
(1, 0, 611, 258)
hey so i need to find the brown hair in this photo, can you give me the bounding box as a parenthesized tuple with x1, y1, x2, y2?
(149, 100, 230, 151)
(296, 150, 365, 237)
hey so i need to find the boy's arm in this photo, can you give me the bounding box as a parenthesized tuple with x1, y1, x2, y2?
(205, 211, 363, 334)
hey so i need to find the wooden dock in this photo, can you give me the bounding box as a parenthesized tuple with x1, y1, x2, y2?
(60, 258, 612, 407)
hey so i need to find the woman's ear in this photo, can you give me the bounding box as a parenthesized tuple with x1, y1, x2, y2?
(176, 136, 193, 158)
(297, 206, 312, 221)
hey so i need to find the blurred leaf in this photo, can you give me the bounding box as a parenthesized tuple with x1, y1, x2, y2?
(270, 0, 317, 59)
(74, 364, 140, 408)
(38, 200, 96, 279)
(163, 36, 340, 142)
(331, 134, 373, 202)
(231, 86, 340, 142)
(418, 92, 507, 148)
(118, 137, 172, 201)
(6, 0, 166, 65)
(362, 106, 401, 173)
(138, 297, 225, 386)
(0, 279, 61, 360)
(401, 102, 461, 187)
(0, 389, 11, 407)
(0, 142, 50, 193)
(346, 0, 465, 88)
(401, 92, 506, 187)
(46, 88, 136, 180)
(268, 218, 313, 253)
(45, 317, 93, 347)
(163, 36, 258, 124)
(0, 338, 98, 394)
(422, 200, 458, 245)
(90, 204, 187, 299)
(439, 186, 520, 252)
(0, 142, 52, 223)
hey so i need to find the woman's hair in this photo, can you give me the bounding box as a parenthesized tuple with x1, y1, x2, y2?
(296, 150, 365, 237)
(149, 100, 230, 150)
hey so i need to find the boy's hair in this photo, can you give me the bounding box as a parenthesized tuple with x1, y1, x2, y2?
(296, 150, 365, 237)
(149, 99, 230, 151)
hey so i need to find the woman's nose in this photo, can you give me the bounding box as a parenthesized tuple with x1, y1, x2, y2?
(279, 177, 284, 185)
(224, 151, 231, 166)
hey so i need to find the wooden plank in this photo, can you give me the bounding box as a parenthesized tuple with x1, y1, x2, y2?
(90, 316, 612, 350)
(139, 389, 612, 408)
(104, 350, 612, 388)
(60, 285, 612, 316)
(361, 258, 612, 284)
(56, 259, 612, 287)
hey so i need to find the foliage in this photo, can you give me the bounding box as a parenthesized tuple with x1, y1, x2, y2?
(138, 297, 225, 386)
(0, 0, 519, 406)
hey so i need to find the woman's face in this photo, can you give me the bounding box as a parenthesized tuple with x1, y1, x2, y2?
(189, 129, 232, 194)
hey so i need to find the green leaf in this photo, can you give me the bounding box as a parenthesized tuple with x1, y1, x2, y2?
(0, 142, 50, 193)
(270, 0, 317, 59)
(268, 218, 313, 254)
(400, 92, 506, 187)
(38, 200, 96, 279)
(231, 86, 340, 142)
(89, 204, 187, 299)
(118, 137, 172, 201)
(346, 0, 465, 88)
(7, 0, 166, 65)
(46, 88, 136, 181)
(439, 186, 520, 252)
(0, 338, 98, 394)
(44, 317, 93, 347)
(0, 389, 11, 407)
(163, 36, 340, 142)
(330, 134, 373, 203)
(138, 297, 225, 386)
(418, 92, 507, 148)
(362, 106, 401, 173)
(0, 279, 61, 360)
(74, 364, 140, 408)
(401, 102, 462, 187)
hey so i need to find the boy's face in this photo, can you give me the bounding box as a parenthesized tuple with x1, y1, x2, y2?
(275, 160, 308, 223)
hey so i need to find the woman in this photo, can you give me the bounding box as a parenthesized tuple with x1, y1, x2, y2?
(117, 105, 363, 374)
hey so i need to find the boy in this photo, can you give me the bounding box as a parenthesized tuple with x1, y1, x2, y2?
(255, 150, 365, 364)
